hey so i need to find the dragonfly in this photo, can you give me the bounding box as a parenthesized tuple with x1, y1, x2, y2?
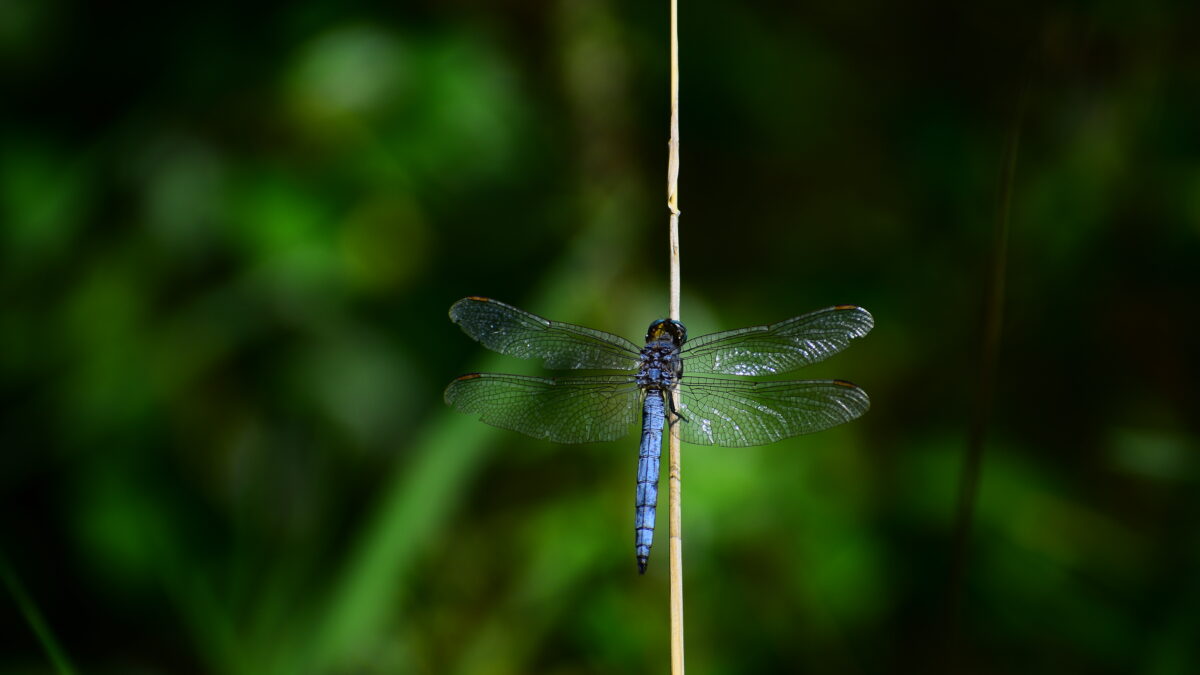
(444, 296, 873, 573)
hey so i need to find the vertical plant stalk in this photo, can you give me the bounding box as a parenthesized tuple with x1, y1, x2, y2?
(1, 556, 77, 675)
(948, 85, 1027, 668)
(666, 0, 684, 673)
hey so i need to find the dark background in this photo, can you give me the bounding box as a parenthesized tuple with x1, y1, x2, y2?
(3, 0, 1199, 673)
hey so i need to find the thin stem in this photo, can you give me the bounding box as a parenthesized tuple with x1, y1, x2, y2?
(666, 0, 684, 673)
(1, 556, 77, 675)
(947, 84, 1026, 670)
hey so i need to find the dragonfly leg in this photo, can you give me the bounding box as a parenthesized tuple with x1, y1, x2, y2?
(663, 389, 689, 423)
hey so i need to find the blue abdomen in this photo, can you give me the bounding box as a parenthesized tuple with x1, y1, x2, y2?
(635, 392, 666, 574)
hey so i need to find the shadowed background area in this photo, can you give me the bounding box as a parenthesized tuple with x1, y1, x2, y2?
(2, 0, 1199, 673)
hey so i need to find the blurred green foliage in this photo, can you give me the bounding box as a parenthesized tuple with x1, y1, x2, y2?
(3, 0, 1200, 673)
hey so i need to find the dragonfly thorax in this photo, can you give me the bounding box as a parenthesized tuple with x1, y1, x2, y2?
(636, 338, 683, 391)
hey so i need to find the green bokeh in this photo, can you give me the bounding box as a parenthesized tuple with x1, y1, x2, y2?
(2, 1, 1199, 673)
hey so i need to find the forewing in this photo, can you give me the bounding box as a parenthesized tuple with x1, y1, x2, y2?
(681, 305, 873, 376)
(677, 377, 869, 447)
(444, 373, 640, 443)
(450, 297, 641, 370)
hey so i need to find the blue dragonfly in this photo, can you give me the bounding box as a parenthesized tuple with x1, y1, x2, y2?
(445, 297, 873, 573)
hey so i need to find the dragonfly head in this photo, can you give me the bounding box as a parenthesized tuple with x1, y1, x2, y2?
(646, 319, 687, 346)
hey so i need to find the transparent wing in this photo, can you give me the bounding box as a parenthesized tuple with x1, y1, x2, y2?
(681, 305, 873, 376)
(450, 297, 642, 371)
(444, 373, 641, 443)
(677, 377, 869, 447)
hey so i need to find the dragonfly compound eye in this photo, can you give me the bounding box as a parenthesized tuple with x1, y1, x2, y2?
(669, 320, 687, 345)
(645, 319, 665, 342)
(646, 319, 687, 345)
